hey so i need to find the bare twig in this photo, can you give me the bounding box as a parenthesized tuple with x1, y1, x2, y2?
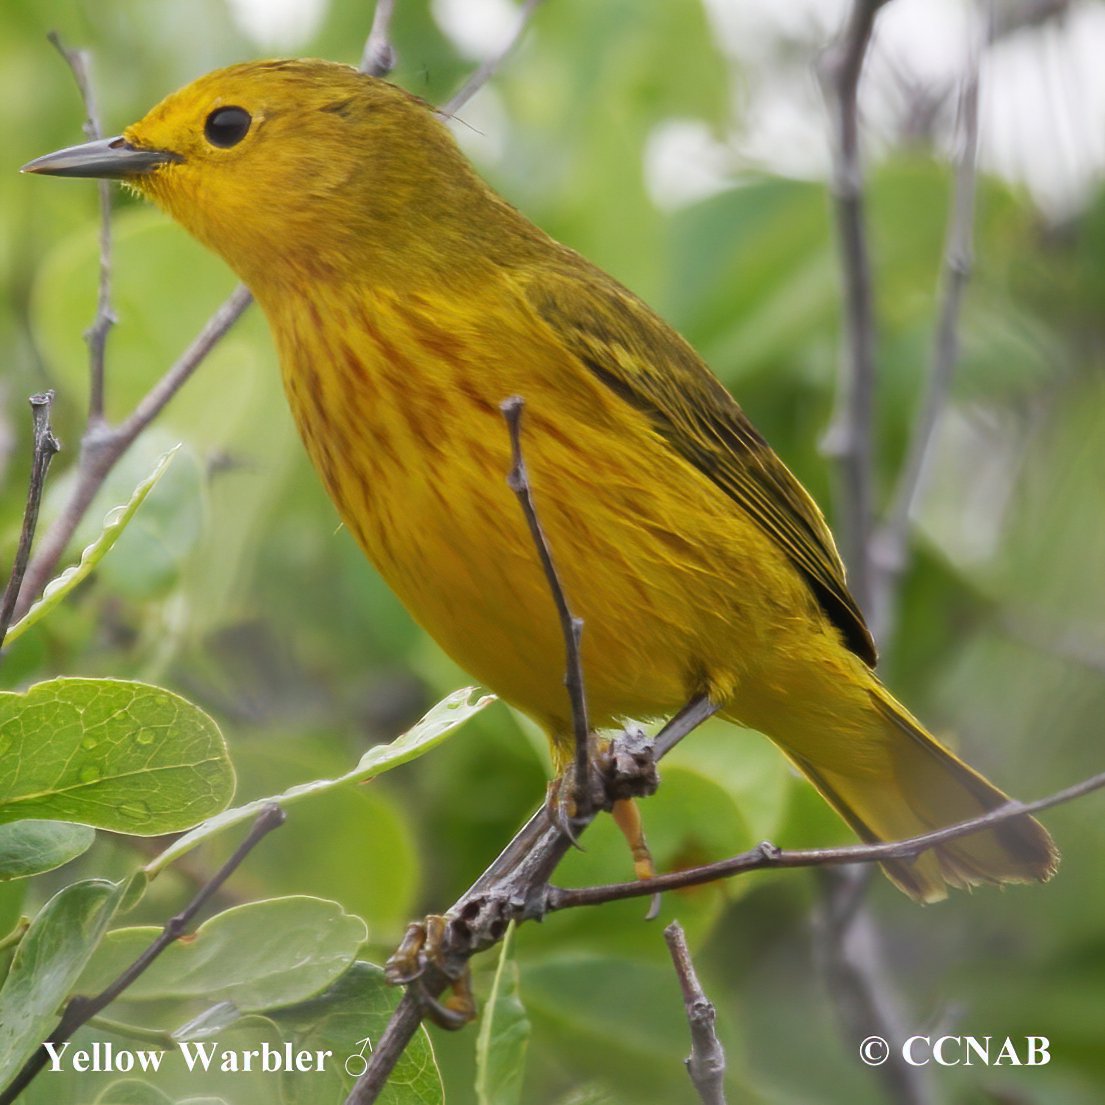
(547, 767, 1101, 909)
(441, 0, 546, 117)
(653, 694, 720, 758)
(360, 0, 397, 77)
(870, 2, 988, 642)
(0, 805, 285, 1105)
(817, 0, 892, 615)
(664, 922, 727, 1105)
(12, 286, 252, 622)
(0, 393, 60, 652)
(47, 32, 114, 426)
(502, 397, 591, 818)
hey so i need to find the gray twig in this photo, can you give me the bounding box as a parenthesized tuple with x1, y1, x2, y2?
(502, 396, 591, 818)
(441, 0, 546, 117)
(664, 922, 728, 1105)
(47, 31, 114, 425)
(870, 1, 988, 642)
(360, 0, 397, 77)
(0, 394, 60, 652)
(0, 805, 285, 1105)
(817, 0, 892, 616)
(546, 766, 1099, 909)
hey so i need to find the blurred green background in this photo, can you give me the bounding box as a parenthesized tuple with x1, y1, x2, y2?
(3, 0, 1104, 1102)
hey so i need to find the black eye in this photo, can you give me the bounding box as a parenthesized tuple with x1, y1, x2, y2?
(204, 106, 251, 148)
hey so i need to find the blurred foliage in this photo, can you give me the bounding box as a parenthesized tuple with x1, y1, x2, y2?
(3, 1, 1105, 1104)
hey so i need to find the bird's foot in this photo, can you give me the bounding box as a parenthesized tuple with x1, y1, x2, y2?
(544, 760, 604, 847)
(384, 915, 478, 1029)
(597, 723, 660, 804)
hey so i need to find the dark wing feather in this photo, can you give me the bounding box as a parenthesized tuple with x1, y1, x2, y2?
(523, 263, 877, 667)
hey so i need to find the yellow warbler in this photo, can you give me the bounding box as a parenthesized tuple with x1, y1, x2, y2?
(25, 59, 1057, 902)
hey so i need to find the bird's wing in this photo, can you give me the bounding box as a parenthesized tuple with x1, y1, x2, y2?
(523, 263, 877, 667)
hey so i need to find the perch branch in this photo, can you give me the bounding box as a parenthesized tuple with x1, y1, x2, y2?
(546, 768, 1103, 909)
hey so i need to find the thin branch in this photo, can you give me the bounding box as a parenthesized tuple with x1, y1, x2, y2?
(664, 923, 727, 1105)
(653, 693, 720, 759)
(0, 393, 60, 652)
(48, 31, 114, 426)
(360, 0, 397, 77)
(870, 1, 987, 641)
(502, 397, 591, 818)
(0, 805, 285, 1105)
(441, 0, 546, 117)
(12, 286, 252, 623)
(817, 0, 892, 616)
(546, 767, 1103, 910)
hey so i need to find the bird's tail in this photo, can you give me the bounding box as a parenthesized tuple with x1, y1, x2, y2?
(761, 679, 1058, 903)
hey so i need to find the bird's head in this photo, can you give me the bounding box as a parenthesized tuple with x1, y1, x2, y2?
(24, 59, 494, 290)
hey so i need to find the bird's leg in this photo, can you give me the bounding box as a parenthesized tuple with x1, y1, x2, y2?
(598, 702, 719, 915)
(611, 797, 655, 880)
(384, 920, 430, 985)
(544, 732, 605, 847)
(383, 915, 477, 1028)
(592, 725, 661, 908)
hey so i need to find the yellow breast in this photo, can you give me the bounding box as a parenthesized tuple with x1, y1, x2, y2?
(262, 279, 813, 744)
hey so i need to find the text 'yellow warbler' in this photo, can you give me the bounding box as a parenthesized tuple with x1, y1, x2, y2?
(24, 59, 1058, 902)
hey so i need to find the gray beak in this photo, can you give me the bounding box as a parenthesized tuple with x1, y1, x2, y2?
(21, 136, 181, 178)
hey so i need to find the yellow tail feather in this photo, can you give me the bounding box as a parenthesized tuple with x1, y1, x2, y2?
(775, 685, 1058, 903)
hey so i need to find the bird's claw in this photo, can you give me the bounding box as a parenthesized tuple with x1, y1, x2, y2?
(415, 969, 476, 1029)
(545, 775, 587, 848)
(384, 915, 478, 1029)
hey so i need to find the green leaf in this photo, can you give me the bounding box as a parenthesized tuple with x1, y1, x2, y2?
(0, 677, 234, 835)
(4, 448, 177, 647)
(0, 878, 126, 1086)
(476, 923, 530, 1105)
(0, 821, 94, 881)
(75, 897, 367, 1011)
(147, 686, 493, 875)
(270, 962, 443, 1105)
